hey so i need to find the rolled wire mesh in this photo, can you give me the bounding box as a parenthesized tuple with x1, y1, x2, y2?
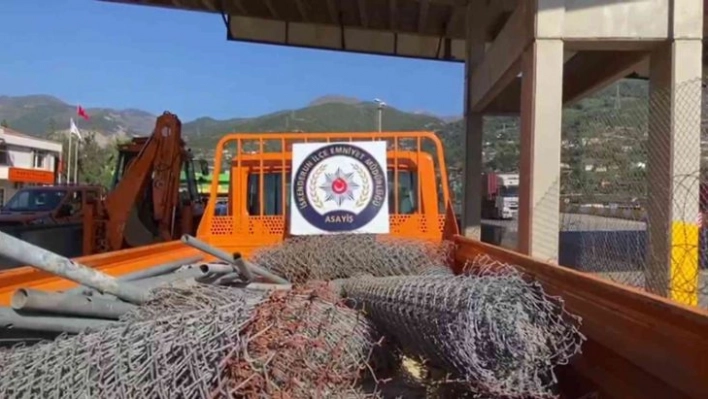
(0, 284, 262, 399)
(0, 283, 381, 399)
(250, 234, 454, 283)
(338, 257, 585, 399)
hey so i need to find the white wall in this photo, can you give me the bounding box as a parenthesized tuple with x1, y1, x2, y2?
(0, 129, 62, 190)
(5, 145, 57, 171)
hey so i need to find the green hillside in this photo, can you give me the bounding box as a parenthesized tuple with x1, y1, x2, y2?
(182, 101, 446, 152)
(0, 95, 158, 137)
(0, 79, 656, 202)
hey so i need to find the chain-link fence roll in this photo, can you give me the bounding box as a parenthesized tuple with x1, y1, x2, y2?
(0, 285, 264, 399)
(250, 234, 455, 283)
(0, 283, 383, 399)
(339, 272, 585, 399)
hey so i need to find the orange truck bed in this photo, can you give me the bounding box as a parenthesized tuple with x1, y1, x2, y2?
(0, 131, 706, 398)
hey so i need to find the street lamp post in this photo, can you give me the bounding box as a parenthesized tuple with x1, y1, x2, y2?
(374, 98, 386, 132)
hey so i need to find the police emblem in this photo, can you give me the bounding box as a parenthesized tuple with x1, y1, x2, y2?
(293, 143, 388, 232)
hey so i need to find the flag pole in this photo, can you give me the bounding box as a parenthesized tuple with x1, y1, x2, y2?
(73, 136, 79, 184)
(67, 124, 73, 184)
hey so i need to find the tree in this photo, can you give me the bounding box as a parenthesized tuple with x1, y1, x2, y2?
(48, 131, 116, 188)
(76, 133, 116, 187)
(0, 119, 8, 128)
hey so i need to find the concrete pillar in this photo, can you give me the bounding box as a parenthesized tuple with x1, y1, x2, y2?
(461, 3, 486, 238)
(646, 38, 703, 305)
(517, 38, 564, 261)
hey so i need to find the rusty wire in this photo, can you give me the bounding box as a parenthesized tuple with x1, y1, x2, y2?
(220, 282, 383, 399)
(250, 234, 454, 283)
(338, 257, 586, 399)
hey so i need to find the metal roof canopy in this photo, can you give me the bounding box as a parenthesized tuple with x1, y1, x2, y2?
(100, 0, 519, 62)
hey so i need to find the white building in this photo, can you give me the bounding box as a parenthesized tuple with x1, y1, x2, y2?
(0, 127, 63, 206)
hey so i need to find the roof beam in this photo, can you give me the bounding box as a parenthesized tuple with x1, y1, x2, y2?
(563, 51, 649, 105)
(418, 0, 430, 33)
(469, 0, 532, 112)
(326, 0, 339, 24)
(358, 0, 369, 28)
(389, 0, 398, 30)
(197, 0, 216, 12)
(293, 0, 309, 22)
(263, 0, 280, 19)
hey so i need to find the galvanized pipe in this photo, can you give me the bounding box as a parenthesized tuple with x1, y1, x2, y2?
(11, 289, 136, 320)
(181, 235, 289, 284)
(64, 255, 204, 296)
(131, 267, 216, 290)
(120, 255, 204, 282)
(0, 307, 116, 334)
(180, 235, 256, 282)
(198, 263, 235, 275)
(0, 231, 147, 304)
(213, 272, 243, 286)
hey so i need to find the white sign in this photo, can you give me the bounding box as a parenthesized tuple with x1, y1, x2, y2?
(290, 141, 390, 235)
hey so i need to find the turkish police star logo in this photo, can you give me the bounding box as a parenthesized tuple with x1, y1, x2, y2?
(293, 143, 387, 232)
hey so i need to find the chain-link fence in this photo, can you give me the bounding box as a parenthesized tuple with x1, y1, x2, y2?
(559, 78, 706, 308)
(466, 78, 707, 308)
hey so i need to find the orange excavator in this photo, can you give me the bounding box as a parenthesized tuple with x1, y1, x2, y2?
(82, 111, 207, 255)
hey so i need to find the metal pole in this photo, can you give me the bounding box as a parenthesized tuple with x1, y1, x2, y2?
(64, 255, 204, 295)
(378, 106, 382, 132)
(73, 138, 80, 183)
(180, 235, 256, 281)
(0, 230, 147, 304)
(11, 288, 136, 320)
(67, 133, 72, 184)
(181, 235, 289, 284)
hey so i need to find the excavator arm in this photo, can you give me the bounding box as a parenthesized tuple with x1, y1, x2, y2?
(102, 112, 186, 251)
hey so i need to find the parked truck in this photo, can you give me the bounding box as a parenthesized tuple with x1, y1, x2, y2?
(481, 172, 519, 220)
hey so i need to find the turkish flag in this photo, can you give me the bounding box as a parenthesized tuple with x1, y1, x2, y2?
(77, 105, 90, 120)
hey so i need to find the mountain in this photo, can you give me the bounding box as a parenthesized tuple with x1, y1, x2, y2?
(0, 94, 449, 152)
(182, 101, 446, 152)
(308, 95, 362, 107)
(0, 95, 155, 139)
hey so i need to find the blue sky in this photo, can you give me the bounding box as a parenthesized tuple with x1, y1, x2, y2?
(0, 0, 464, 121)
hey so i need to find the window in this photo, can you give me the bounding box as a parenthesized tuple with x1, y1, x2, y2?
(68, 191, 83, 214)
(247, 173, 290, 216)
(33, 151, 47, 168)
(181, 159, 200, 203)
(244, 170, 419, 216)
(3, 189, 66, 212)
(499, 185, 518, 197)
(0, 188, 4, 207)
(387, 170, 418, 215)
(0, 144, 8, 165)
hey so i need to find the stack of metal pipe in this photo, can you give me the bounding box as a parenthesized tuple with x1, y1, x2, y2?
(0, 233, 291, 336)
